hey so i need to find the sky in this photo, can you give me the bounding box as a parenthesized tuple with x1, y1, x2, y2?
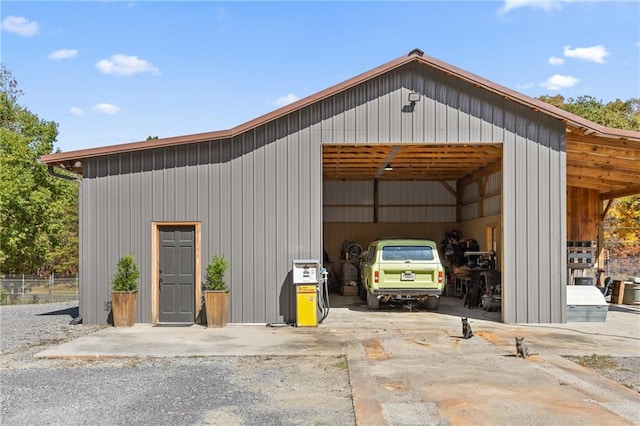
(2, 1, 639, 153)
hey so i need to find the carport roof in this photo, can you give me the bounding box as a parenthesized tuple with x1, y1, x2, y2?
(41, 49, 640, 199)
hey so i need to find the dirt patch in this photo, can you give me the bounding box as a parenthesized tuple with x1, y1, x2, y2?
(565, 355, 640, 393)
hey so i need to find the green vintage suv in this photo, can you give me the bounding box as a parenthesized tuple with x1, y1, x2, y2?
(359, 239, 445, 310)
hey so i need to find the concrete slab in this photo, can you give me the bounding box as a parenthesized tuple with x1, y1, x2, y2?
(35, 295, 640, 425)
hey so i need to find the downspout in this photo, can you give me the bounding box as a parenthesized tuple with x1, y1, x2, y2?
(46, 165, 83, 322)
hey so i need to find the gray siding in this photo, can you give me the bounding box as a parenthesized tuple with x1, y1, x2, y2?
(80, 61, 566, 324)
(502, 112, 566, 323)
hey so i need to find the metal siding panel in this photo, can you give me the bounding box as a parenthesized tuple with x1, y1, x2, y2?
(446, 81, 459, 142)
(263, 131, 278, 323)
(514, 127, 529, 322)
(185, 144, 198, 219)
(481, 92, 494, 142)
(435, 74, 447, 142)
(252, 131, 267, 322)
(343, 89, 356, 142)
(275, 122, 292, 322)
(140, 153, 153, 323)
(527, 132, 540, 323)
(550, 121, 567, 322)
(355, 84, 368, 142)
(310, 128, 323, 275)
(367, 80, 380, 142)
(538, 142, 551, 323)
(152, 150, 164, 221)
(401, 73, 413, 142)
(413, 69, 425, 141)
(332, 97, 345, 142)
(378, 76, 391, 143)
(321, 99, 333, 143)
(469, 90, 482, 142)
(164, 148, 176, 219)
(390, 74, 403, 141)
(503, 111, 516, 323)
(458, 91, 470, 142)
(240, 134, 255, 322)
(230, 136, 244, 322)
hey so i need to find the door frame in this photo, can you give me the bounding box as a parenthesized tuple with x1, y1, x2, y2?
(151, 221, 202, 324)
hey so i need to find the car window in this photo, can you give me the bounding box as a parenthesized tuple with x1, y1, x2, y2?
(381, 246, 434, 261)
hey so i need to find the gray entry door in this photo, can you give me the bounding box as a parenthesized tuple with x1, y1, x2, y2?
(159, 226, 195, 323)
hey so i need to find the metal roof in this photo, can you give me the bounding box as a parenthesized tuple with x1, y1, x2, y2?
(40, 49, 640, 199)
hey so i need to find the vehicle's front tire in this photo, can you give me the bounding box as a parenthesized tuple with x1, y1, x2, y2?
(358, 281, 367, 301)
(367, 291, 380, 310)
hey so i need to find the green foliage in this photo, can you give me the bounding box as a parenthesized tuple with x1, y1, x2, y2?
(604, 196, 640, 243)
(112, 254, 140, 292)
(538, 95, 640, 131)
(205, 255, 228, 291)
(0, 65, 79, 274)
(146, 136, 158, 140)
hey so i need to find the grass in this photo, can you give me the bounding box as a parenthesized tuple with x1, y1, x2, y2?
(570, 354, 619, 370)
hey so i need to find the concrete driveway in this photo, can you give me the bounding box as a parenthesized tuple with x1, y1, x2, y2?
(37, 296, 640, 425)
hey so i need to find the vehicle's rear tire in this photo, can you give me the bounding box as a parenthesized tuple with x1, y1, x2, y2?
(367, 291, 379, 310)
(425, 295, 440, 310)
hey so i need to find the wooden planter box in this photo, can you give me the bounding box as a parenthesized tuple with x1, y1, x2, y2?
(111, 290, 137, 327)
(204, 290, 229, 327)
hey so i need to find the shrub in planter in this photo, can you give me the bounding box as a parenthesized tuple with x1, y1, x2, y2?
(204, 255, 229, 327)
(111, 254, 140, 327)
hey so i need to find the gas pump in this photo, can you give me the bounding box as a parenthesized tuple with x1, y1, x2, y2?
(292, 260, 330, 327)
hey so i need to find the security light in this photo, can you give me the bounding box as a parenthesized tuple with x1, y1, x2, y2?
(408, 92, 421, 103)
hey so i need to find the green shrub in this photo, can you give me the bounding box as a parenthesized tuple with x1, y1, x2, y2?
(112, 254, 140, 291)
(205, 255, 228, 291)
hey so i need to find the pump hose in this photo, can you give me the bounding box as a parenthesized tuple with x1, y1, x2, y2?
(317, 274, 330, 323)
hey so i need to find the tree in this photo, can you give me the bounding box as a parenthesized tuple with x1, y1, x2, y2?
(538, 95, 640, 131)
(0, 66, 78, 274)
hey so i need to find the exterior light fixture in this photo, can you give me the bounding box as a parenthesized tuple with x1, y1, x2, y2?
(384, 163, 393, 171)
(408, 92, 421, 103)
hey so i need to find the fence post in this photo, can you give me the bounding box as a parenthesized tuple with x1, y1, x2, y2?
(22, 274, 25, 298)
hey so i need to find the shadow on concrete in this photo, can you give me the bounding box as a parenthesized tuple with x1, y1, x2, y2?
(37, 306, 78, 319)
(328, 294, 503, 323)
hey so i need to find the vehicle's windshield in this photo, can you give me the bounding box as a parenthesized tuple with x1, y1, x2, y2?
(381, 246, 434, 261)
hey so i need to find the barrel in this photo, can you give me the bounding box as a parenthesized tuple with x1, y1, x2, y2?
(622, 284, 640, 305)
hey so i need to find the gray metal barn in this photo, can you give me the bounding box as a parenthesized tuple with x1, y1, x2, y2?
(41, 49, 640, 325)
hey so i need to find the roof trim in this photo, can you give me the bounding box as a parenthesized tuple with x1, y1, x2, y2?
(40, 49, 640, 165)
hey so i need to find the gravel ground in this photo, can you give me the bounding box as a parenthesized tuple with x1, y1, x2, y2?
(0, 302, 355, 425)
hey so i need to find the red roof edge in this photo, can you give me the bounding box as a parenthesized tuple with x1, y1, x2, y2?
(40, 50, 640, 165)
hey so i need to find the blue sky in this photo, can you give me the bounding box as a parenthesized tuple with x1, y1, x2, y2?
(2, 1, 639, 153)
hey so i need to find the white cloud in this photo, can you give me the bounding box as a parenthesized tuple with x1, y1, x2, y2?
(548, 56, 564, 65)
(95, 54, 160, 76)
(540, 74, 579, 91)
(92, 103, 121, 115)
(499, 0, 563, 15)
(563, 45, 609, 63)
(69, 107, 84, 116)
(274, 94, 299, 107)
(516, 82, 534, 90)
(48, 49, 79, 60)
(1, 16, 39, 36)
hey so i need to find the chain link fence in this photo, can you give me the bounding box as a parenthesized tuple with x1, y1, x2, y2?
(0, 274, 78, 305)
(604, 242, 640, 280)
